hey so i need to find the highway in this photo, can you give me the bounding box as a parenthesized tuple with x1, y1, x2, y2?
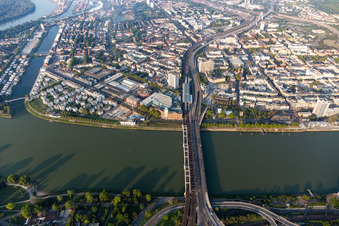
(180, 1, 299, 225)
(146, 204, 184, 226)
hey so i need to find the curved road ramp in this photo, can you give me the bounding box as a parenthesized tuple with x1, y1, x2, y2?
(212, 201, 298, 226)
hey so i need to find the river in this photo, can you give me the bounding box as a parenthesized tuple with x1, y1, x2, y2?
(0, 0, 56, 31)
(203, 131, 339, 195)
(0, 4, 339, 196)
(0, 0, 81, 31)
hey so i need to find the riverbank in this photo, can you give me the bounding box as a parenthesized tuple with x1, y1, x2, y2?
(25, 99, 182, 131)
(201, 126, 339, 133)
(0, 112, 12, 119)
(0, 113, 12, 119)
(26, 100, 339, 133)
(0, 0, 35, 25)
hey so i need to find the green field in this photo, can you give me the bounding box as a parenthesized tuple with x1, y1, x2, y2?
(0, 186, 29, 206)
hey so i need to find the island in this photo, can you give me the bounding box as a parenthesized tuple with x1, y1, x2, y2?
(0, 0, 35, 24)
(0, 104, 11, 118)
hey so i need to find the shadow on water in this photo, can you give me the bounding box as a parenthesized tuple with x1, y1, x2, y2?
(201, 132, 223, 195)
(0, 144, 12, 154)
(134, 166, 170, 192)
(59, 166, 147, 192)
(36, 153, 75, 179)
(56, 166, 180, 194)
(58, 170, 106, 191)
(0, 157, 33, 175)
(157, 171, 177, 193)
(24, 154, 63, 175)
(214, 181, 339, 196)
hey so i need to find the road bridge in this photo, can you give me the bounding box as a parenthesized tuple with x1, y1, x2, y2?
(199, 106, 208, 126)
(35, 52, 49, 57)
(180, 1, 299, 226)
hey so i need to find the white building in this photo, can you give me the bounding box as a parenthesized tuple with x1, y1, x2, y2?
(167, 73, 179, 89)
(312, 99, 330, 118)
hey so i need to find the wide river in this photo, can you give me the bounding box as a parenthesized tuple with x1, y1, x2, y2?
(0, 0, 81, 31)
(0, 3, 339, 196)
(0, 0, 56, 31)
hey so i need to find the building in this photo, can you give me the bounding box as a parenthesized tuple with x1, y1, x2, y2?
(125, 95, 140, 108)
(198, 60, 214, 73)
(312, 99, 330, 118)
(141, 92, 172, 109)
(160, 108, 182, 120)
(167, 73, 179, 89)
(230, 56, 244, 67)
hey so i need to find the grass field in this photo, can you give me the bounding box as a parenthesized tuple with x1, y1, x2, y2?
(0, 186, 29, 206)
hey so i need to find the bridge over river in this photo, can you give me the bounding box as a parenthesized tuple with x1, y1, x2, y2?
(180, 0, 298, 225)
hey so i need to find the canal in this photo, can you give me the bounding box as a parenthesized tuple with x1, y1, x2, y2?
(0, 2, 339, 196)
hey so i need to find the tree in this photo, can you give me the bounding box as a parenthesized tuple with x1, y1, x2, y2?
(121, 203, 128, 213)
(65, 200, 73, 210)
(164, 215, 169, 220)
(75, 213, 83, 222)
(67, 190, 74, 198)
(122, 188, 130, 197)
(139, 104, 149, 113)
(228, 113, 236, 119)
(52, 203, 59, 211)
(302, 195, 310, 201)
(331, 197, 339, 209)
(33, 204, 42, 214)
(57, 195, 63, 203)
(21, 203, 34, 219)
(82, 108, 89, 115)
(99, 189, 110, 202)
(85, 192, 94, 203)
(292, 122, 299, 127)
(150, 109, 160, 118)
(91, 206, 99, 213)
(116, 213, 124, 223)
(139, 204, 144, 210)
(133, 189, 142, 198)
(146, 194, 151, 202)
(205, 109, 213, 119)
(114, 196, 121, 206)
(19, 175, 30, 186)
(145, 210, 151, 218)
(69, 56, 75, 70)
(6, 203, 15, 210)
(83, 55, 88, 64)
(7, 174, 19, 184)
(219, 110, 226, 118)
